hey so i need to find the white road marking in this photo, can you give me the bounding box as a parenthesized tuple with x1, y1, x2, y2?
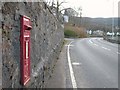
(100, 39, 118, 47)
(102, 47, 107, 49)
(106, 48, 111, 51)
(102, 47, 111, 51)
(89, 39, 98, 46)
(67, 41, 77, 88)
(89, 39, 93, 44)
(93, 44, 98, 46)
(72, 62, 81, 66)
(117, 52, 120, 54)
(65, 45, 74, 47)
(89, 39, 112, 51)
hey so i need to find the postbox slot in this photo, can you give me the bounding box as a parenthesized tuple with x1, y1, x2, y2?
(24, 25, 32, 30)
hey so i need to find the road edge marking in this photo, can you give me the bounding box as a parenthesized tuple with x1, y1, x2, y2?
(67, 41, 77, 88)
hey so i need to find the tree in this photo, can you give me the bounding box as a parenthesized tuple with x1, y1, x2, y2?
(63, 8, 78, 17)
(48, 0, 67, 18)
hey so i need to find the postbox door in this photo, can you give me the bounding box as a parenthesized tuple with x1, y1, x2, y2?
(20, 15, 32, 86)
(23, 35, 30, 85)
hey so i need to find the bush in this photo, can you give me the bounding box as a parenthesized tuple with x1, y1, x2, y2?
(64, 24, 87, 38)
(64, 30, 77, 38)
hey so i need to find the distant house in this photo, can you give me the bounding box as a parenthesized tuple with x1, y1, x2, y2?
(93, 30, 103, 36)
(63, 15, 69, 23)
(87, 30, 92, 35)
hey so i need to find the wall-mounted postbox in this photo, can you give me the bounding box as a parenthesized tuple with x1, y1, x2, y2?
(20, 15, 32, 86)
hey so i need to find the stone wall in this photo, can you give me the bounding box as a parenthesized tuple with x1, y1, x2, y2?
(2, 2, 64, 88)
(0, 2, 2, 89)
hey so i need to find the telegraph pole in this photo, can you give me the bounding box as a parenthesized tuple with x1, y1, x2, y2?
(112, 0, 114, 39)
(78, 7, 82, 27)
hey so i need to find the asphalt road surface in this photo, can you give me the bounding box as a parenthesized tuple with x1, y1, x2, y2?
(67, 38, 118, 88)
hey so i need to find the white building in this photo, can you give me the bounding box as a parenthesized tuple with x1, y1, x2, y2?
(63, 15, 69, 23)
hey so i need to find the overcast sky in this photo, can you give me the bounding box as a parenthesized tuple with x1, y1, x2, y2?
(59, 0, 120, 18)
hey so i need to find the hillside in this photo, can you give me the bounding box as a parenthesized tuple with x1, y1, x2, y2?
(81, 17, 118, 26)
(69, 16, 118, 32)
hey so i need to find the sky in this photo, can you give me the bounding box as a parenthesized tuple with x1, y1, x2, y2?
(58, 0, 120, 18)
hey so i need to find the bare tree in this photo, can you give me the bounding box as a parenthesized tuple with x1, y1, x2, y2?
(63, 8, 78, 17)
(49, 0, 67, 18)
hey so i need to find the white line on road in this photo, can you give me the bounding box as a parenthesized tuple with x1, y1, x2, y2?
(93, 44, 98, 46)
(102, 47, 111, 51)
(65, 45, 74, 47)
(117, 52, 120, 54)
(67, 41, 77, 88)
(89, 39, 112, 51)
(89, 39, 99, 47)
(89, 39, 93, 44)
(72, 62, 81, 66)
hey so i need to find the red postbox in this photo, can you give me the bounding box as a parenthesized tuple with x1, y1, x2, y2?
(20, 15, 32, 86)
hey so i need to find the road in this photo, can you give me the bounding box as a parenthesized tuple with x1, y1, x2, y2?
(66, 38, 118, 88)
